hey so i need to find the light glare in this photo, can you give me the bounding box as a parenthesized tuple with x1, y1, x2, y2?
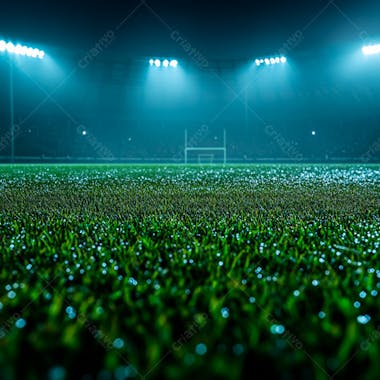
(6, 42, 15, 53)
(170, 59, 178, 67)
(0, 40, 45, 59)
(255, 55, 287, 67)
(150, 58, 178, 68)
(362, 44, 380, 56)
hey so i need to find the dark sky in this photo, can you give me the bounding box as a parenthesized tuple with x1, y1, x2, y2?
(0, 0, 379, 59)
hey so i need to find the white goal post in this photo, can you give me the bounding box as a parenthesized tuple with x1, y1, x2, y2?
(184, 129, 227, 164)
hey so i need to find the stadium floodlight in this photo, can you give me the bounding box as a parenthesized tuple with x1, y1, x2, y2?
(255, 56, 287, 67)
(169, 59, 178, 68)
(0, 39, 46, 163)
(0, 39, 45, 59)
(362, 44, 380, 56)
(149, 58, 179, 68)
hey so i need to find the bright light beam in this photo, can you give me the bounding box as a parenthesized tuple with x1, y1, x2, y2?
(0, 38, 46, 163)
(362, 44, 380, 56)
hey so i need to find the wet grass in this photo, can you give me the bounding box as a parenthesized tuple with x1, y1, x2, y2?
(0, 164, 379, 380)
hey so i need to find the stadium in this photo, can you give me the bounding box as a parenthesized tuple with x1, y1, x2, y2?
(0, 1, 379, 379)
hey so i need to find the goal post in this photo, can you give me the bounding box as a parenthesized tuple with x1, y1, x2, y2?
(197, 154, 215, 164)
(184, 129, 226, 164)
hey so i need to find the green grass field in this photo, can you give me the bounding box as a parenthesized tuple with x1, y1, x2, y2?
(0, 164, 379, 380)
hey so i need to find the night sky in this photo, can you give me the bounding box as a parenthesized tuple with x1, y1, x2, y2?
(1, 1, 379, 58)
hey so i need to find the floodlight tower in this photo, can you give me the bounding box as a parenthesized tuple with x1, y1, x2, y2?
(0, 40, 45, 163)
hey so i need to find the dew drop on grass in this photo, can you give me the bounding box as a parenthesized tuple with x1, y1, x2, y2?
(270, 324, 285, 334)
(7, 291, 16, 299)
(318, 311, 326, 319)
(357, 315, 371, 324)
(233, 344, 244, 355)
(15, 318, 26, 329)
(47, 366, 66, 380)
(221, 307, 230, 318)
(113, 338, 124, 349)
(44, 292, 52, 301)
(184, 353, 195, 365)
(65, 306, 76, 319)
(195, 343, 207, 355)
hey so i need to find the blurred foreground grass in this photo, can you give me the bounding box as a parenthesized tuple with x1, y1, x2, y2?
(0, 164, 379, 380)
